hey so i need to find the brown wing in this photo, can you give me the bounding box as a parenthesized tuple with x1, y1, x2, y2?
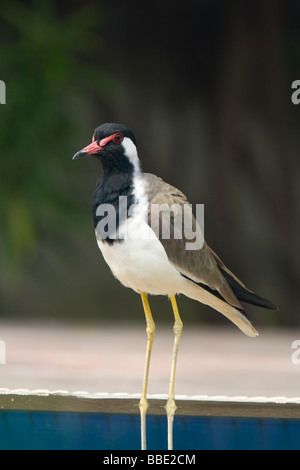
(142, 173, 243, 310)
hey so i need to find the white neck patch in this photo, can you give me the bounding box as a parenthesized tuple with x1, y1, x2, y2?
(121, 137, 141, 173)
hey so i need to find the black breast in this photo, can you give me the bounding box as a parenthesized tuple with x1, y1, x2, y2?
(92, 171, 136, 245)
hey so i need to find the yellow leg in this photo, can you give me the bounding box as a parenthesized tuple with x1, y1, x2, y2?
(165, 295, 183, 451)
(139, 292, 155, 451)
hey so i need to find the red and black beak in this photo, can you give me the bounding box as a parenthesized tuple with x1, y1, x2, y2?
(72, 132, 124, 160)
(72, 135, 102, 160)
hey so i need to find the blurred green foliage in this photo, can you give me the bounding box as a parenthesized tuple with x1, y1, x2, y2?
(0, 0, 110, 280)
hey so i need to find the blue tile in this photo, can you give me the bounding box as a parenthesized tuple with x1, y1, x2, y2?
(1, 411, 300, 450)
(286, 420, 300, 450)
(0, 412, 11, 450)
(261, 418, 289, 450)
(1, 411, 35, 450)
(235, 418, 262, 450)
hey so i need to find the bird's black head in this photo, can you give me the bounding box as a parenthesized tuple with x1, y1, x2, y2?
(73, 123, 139, 173)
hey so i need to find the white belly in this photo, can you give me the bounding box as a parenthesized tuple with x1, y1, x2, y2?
(94, 172, 186, 296)
(95, 218, 184, 296)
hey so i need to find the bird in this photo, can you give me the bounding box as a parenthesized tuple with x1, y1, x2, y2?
(73, 122, 277, 450)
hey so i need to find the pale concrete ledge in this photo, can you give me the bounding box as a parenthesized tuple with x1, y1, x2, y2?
(0, 321, 299, 399)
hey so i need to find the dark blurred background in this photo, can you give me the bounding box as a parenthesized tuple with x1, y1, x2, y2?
(0, 0, 299, 329)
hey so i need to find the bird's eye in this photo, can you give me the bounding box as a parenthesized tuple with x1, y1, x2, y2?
(113, 133, 124, 144)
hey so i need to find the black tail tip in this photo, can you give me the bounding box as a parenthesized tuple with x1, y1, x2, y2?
(245, 294, 278, 311)
(262, 299, 278, 310)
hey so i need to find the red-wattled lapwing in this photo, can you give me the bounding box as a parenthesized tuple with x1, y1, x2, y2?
(73, 123, 276, 450)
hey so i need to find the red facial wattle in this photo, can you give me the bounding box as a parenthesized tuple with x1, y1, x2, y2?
(84, 132, 124, 155)
(73, 132, 124, 160)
